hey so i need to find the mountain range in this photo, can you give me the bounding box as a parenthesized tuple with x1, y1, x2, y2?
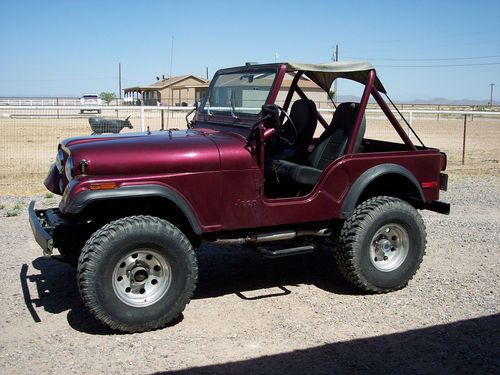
(337, 95, 497, 106)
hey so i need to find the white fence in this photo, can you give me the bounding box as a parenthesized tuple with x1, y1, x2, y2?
(0, 98, 125, 106)
(2, 104, 499, 131)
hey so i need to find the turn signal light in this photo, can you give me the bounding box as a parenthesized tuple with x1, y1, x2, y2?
(89, 182, 117, 190)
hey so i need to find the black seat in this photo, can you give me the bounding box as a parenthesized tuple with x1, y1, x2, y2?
(272, 102, 365, 186)
(271, 98, 317, 162)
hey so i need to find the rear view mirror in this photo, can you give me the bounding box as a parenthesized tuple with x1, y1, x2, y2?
(261, 104, 280, 129)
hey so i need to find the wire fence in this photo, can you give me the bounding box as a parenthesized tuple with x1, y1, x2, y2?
(0, 105, 499, 195)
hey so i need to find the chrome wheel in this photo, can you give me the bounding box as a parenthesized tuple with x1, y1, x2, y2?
(369, 223, 409, 272)
(112, 249, 172, 307)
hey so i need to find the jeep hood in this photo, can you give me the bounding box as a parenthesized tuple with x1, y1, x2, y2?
(63, 129, 251, 175)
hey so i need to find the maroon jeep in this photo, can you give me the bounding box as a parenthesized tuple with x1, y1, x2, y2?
(29, 62, 449, 333)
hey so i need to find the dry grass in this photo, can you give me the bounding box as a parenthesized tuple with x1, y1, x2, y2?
(0, 109, 498, 195)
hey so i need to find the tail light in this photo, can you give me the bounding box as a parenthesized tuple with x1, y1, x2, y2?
(440, 152, 447, 171)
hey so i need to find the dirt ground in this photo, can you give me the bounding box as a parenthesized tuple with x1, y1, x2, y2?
(0, 171, 498, 374)
(0, 107, 499, 373)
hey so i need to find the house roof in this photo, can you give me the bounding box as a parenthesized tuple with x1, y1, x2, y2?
(124, 75, 209, 92)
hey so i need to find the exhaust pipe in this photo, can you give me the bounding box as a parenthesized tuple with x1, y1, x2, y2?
(213, 228, 331, 245)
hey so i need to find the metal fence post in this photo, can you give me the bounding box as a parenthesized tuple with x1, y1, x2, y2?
(462, 114, 467, 165)
(140, 107, 145, 132)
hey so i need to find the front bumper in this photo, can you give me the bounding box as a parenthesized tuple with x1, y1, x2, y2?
(28, 201, 68, 257)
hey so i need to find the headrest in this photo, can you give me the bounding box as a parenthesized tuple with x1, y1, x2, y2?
(331, 102, 360, 131)
(288, 99, 316, 129)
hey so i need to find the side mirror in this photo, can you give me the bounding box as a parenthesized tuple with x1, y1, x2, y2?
(261, 104, 280, 129)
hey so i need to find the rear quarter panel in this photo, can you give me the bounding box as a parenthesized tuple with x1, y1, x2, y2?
(218, 149, 442, 231)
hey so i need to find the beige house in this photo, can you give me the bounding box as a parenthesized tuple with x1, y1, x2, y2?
(124, 75, 209, 106)
(277, 73, 329, 108)
(123, 72, 329, 107)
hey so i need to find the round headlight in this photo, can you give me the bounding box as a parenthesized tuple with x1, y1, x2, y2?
(56, 149, 65, 173)
(65, 157, 74, 181)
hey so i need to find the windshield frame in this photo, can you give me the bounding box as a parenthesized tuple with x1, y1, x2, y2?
(196, 63, 284, 127)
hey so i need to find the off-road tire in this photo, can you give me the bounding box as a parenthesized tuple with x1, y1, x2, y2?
(77, 216, 198, 333)
(335, 196, 426, 293)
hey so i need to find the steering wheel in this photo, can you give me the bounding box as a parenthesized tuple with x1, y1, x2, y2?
(275, 105, 298, 146)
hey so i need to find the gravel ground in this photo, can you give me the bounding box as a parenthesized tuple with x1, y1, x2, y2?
(0, 173, 498, 374)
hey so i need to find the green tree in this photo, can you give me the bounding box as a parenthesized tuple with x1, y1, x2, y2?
(99, 92, 116, 105)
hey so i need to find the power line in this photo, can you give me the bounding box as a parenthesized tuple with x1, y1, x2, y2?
(344, 55, 500, 62)
(346, 29, 500, 46)
(0, 77, 118, 82)
(377, 62, 500, 68)
(343, 39, 500, 54)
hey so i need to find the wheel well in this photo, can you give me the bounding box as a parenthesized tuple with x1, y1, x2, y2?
(79, 196, 200, 246)
(357, 173, 423, 207)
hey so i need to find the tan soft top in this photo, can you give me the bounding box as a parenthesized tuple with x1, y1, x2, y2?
(286, 61, 386, 94)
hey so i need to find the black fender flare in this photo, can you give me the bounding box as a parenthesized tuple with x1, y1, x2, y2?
(62, 184, 203, 234)
(340, 163, 424, 219)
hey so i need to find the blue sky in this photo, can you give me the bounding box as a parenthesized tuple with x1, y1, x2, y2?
(0, 0, 499, 101)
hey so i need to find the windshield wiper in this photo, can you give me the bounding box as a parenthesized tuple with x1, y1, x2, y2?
(205, 92, 212, 116)
(229, 89, 238, 119)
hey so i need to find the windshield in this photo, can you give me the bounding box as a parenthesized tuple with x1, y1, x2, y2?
(201, 70, 277, 117)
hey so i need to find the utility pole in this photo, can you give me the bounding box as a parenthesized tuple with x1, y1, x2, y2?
(489, 83, 495, 107)
(118, 63, 122, 101)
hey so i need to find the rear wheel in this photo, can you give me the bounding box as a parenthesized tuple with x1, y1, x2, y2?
(77, 216, 198, 333)
(335, 196, 426, 293)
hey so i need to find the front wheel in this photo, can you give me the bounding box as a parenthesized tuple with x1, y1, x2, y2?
(335, 196, 426, 293)
(77, 216, 198, 333)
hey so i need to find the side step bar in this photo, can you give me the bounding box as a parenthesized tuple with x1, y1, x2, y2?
(258, 245, 316, 258)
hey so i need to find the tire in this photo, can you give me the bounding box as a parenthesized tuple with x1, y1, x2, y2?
(335, 196, 426, 293)
(77, 216, 198, 333)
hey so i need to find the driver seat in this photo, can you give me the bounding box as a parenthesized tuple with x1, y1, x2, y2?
(272, 102, 365, 186)
(272, 98, 317, 162)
